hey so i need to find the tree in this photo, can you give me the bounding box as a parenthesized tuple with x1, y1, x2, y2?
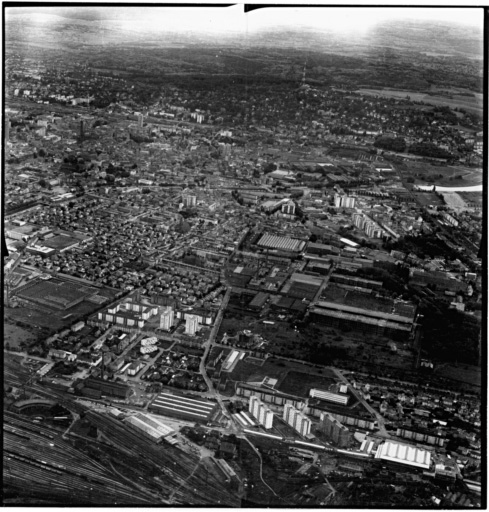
(374, 137, 406, 152)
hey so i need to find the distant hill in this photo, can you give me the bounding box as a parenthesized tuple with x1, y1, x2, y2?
(5, 9, 483, 59)
(5, 8, 482, 93)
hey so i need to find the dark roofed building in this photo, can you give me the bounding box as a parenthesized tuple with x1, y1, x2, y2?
(83, 377, 130, 398)
(249, 292, 269, 310)
(306, 242, 341, 256)
(81, 387, 103, 399)
(219, 441, 237, 459)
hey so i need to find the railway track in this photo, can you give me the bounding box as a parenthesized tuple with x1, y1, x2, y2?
(4, 412, 156, 504)
(85, 410, 239, 506)
(4, 385, 238, 505)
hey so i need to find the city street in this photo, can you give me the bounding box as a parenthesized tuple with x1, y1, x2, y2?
(199, 287, 235, 429)
(332, 368, 390, 438)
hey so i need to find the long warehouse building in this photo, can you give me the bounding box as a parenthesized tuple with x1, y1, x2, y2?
(149, 391, 218, 422)
(375, 440, 432, 470)
(257, 233, 306, 253)
(310, 300, 415, 340)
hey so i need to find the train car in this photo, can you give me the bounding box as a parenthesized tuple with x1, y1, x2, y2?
(294, 440, 327, 451)
(243, 428, 283, 441)
(336, 448, 370, 458)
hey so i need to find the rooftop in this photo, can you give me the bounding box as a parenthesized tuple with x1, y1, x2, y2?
(375, 440, 431, 470)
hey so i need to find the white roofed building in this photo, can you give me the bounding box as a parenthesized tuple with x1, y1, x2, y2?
(375, 440, 432, 470)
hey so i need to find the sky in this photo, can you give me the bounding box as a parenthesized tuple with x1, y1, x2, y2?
(246, 6, 483, 34)
(6, 5, 484, 37)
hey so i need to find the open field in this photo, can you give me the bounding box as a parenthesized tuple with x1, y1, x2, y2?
(42, 234, 80, 251)
(397, 161, 483, 188)
(4, 322, 39, 349)
(277, 369, 336, 398)
(440, 193, 469, 210)
(224, 359, 288, 385)
(218, 311, 307, 360)
(6, 304, 73, 332)
(239, 437, 305, 506)
(434, 363, 481, 388)
(218, 306, 416, 372)
(457, 191, 483, 206)
(222, 356, 337, 395)
(410, 192, 446, 207)
(10, 276, 119, 330)
(357, 88, 483, 115)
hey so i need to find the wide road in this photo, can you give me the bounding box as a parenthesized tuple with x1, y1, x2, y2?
(332, 368, 390, 438)
(312, 264, 334, 304)
(198, 287, 236, 429)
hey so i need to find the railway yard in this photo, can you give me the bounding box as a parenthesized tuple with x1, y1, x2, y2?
(4, 412, 157, 505)
(3, 352, 240, 506)
(5, 344, 482, 507)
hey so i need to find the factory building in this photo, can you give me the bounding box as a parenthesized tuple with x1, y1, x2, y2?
(309, 388, 349, 406)
(221, 350, 243, 372)
(213, 457, 240, 490)
(150, 391, 217, 422)
(124, 413, 176, 443)
(82, 377, 130, 399)
(310, 301, 414, 341)
(306, 242, 341, 257)
(375, 441, 432, 471)
(256, 233, 306, 253)
(330, 273, 383, 291)
(26, 244, 56, 257)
